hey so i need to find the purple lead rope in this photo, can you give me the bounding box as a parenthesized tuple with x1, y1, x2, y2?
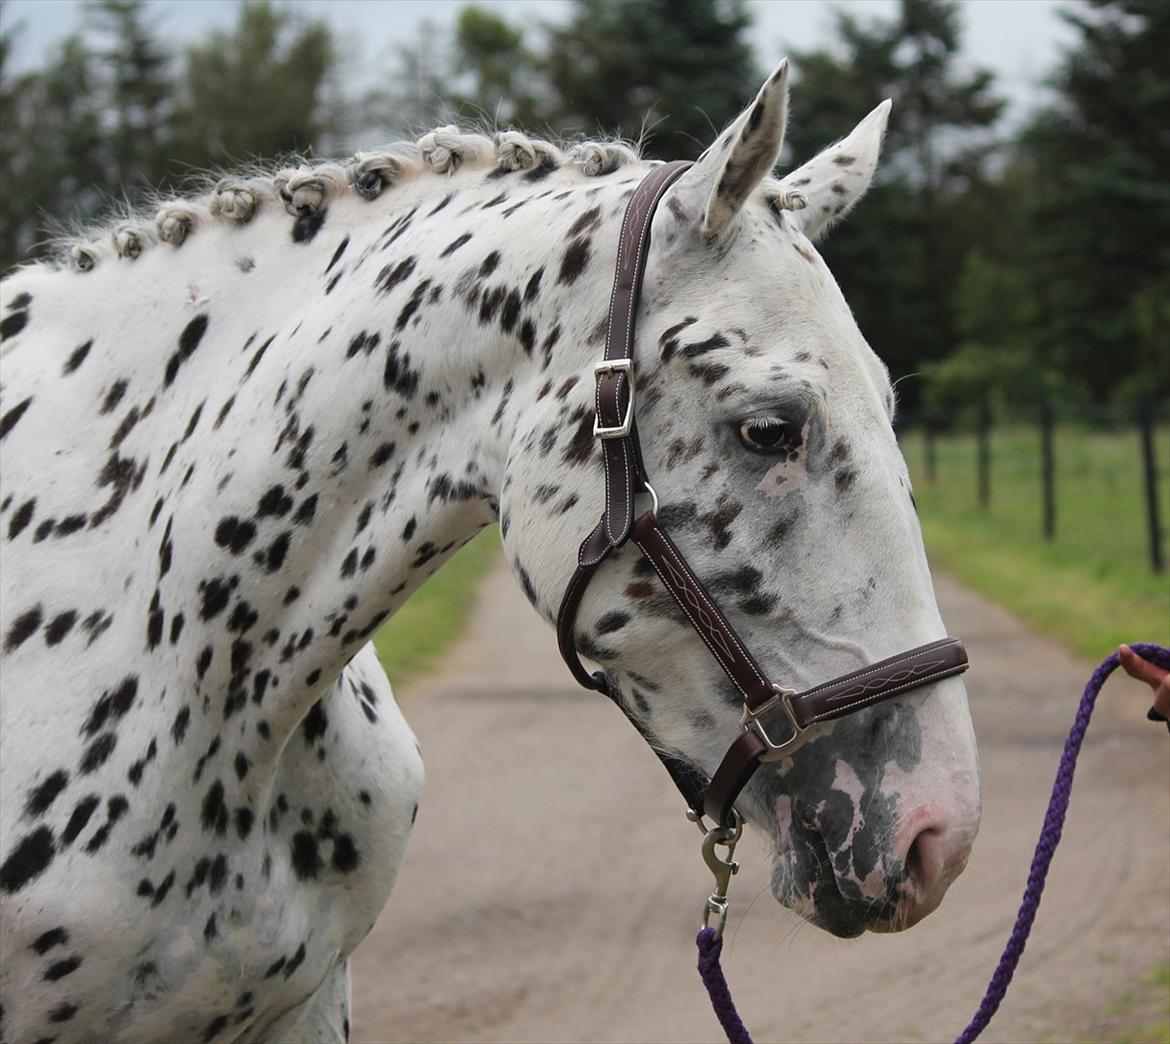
(696, 642, 1170, 1044)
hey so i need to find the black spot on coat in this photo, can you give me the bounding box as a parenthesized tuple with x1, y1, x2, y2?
(8, 498, 34, 538)
(292, 209, 327, 243)
(63, 339, 93, 375)
(0, 308, 28, 340)
(0, 826, 55, 893)
(558, 238, 591, 285)
(61, 795, 100, 845)
(164, 314, 209, 388)
(5, 605, 42, 651)
(0, 397, 32, 440)
(290, 831, 322, 880)
(24, 770, 69, 818)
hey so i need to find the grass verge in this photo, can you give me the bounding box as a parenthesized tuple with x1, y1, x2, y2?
(371, 526, 500, 685)
(901, 424, 1169, 658)
(1041, 963, 1170, 1044)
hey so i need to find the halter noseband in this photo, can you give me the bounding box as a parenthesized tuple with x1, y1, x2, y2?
(554, 160, 969, 832)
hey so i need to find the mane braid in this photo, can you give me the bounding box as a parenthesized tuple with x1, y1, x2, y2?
(26, 127, 649, 274)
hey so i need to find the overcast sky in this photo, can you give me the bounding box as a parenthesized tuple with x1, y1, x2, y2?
(3, 0, 1077, 122)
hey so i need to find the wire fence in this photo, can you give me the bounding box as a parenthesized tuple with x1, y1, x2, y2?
(896, 397, 1169, 576)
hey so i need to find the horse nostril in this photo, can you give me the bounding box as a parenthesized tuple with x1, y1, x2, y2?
(903, 822, 955, 905)
(905, 827, 930, 892)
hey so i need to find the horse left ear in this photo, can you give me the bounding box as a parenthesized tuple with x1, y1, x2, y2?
(778, 99, 891, 242)
(672, 59, 790, 240)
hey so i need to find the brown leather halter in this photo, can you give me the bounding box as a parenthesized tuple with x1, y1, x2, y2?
(555, 160, 969, 834)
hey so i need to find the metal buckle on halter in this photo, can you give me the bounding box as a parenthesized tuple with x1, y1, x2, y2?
(592, 359, 634, 439)
(741, 684, 808, 763)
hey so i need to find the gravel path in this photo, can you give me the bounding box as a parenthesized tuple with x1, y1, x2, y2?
(351, 558, 1169, 1044)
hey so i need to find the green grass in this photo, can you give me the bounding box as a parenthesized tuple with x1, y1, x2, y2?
(1043, 963, 1170, 1044)
(900, 422, 1170, 658)
(371, 526, 500, 684)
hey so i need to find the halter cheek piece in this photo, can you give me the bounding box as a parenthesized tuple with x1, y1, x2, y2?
(555, 161, 969, 852)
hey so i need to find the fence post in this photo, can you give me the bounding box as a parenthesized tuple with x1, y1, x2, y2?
(1139, 395, 1165, 573)
(977, 398, 991, 510)
(1040, 398, 1056, 541)
(925, 416, 937, 485)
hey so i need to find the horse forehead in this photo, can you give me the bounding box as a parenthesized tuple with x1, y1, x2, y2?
(650, 215, 856, 348)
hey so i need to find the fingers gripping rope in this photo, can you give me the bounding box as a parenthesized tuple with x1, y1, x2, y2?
(953, 641, 1170, 1044)
(695, 643, 1170, 1044)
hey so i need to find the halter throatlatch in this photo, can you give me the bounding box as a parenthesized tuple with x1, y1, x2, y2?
(554, 160, 970, 934)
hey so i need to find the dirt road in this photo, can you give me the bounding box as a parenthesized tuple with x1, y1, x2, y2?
(351, 559, 1170, 1044)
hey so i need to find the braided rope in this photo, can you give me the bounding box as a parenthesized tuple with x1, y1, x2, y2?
(696, 927, 753, 1044)
(696, 642, 1170, 1044)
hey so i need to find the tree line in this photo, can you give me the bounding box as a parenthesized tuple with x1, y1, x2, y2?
(1, 0, 1165, 408)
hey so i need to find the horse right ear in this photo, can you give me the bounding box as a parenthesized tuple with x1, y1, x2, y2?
(777, 100, 891, 242)
(666, 59, 790, 241)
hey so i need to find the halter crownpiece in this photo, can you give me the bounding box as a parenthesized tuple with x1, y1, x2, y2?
(554, 160, 970, 833)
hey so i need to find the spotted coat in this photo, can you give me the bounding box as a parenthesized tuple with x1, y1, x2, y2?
(0, 62, 979, 1042)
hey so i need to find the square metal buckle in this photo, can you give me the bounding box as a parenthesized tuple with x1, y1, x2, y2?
(741, 685, 808, 763)
(593, 358, 635, 439)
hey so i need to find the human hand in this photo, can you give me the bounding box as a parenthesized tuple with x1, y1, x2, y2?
(1119, 644, 1170, 729)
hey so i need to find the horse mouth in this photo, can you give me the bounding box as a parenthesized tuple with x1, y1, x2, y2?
(770, 828, 903, 939)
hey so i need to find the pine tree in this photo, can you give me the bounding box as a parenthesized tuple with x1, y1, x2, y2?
(1016, 0, 1170, 400)
(780, 0, 1003, 403)
(542, 0, 758, 158)
(85, 0, 174, 192)
(1, 29, 106, 270)
(175, 1, 335, 171)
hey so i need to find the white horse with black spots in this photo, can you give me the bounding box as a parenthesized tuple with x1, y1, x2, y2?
(0, 60, 980, 1043)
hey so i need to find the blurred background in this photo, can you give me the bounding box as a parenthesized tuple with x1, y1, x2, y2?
(1, 0, 1166, 659)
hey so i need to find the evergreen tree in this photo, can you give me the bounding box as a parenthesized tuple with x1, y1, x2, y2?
(448, 7, 543, 129)
(1, 28, 106, 271)
(542, 0, 758, 158)
(174, 1, 335, 171)
(1, 7, 33, 269)
(781, 0, 1003, 404)
(85, 0, 174, 192)
(1015, 0, 1170, 400)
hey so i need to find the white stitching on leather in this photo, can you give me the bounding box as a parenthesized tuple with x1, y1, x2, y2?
(602, 375, 632, 545)
(634, 526, 770, 699)
(635, 538, 749, 700)
(805, 665, 965, 724)
(797, 639, 958, 701)
(647, 530, 770, 692)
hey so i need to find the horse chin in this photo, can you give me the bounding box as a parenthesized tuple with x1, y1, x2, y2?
(769, 841, 906, 940)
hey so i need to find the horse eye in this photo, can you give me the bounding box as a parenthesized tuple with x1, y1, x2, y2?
(736, 419, 799, 455)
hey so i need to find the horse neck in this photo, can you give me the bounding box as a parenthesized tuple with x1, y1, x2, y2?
(70, 159, 643, 751)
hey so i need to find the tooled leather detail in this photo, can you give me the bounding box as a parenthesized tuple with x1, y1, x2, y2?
(793, 639, 968, 726)
(825, 656, 952, 704)
(660, 555, 738, 664)
(631, 514, 773, 706)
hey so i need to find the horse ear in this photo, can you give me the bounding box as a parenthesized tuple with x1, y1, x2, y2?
(779, 99, 891, 242)
(672, 59, 790, 240)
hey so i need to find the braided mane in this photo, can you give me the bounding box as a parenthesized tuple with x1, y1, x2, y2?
(33, 127, 646, 274)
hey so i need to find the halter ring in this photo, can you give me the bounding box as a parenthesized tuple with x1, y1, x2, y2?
(741, 685, 809, 763)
